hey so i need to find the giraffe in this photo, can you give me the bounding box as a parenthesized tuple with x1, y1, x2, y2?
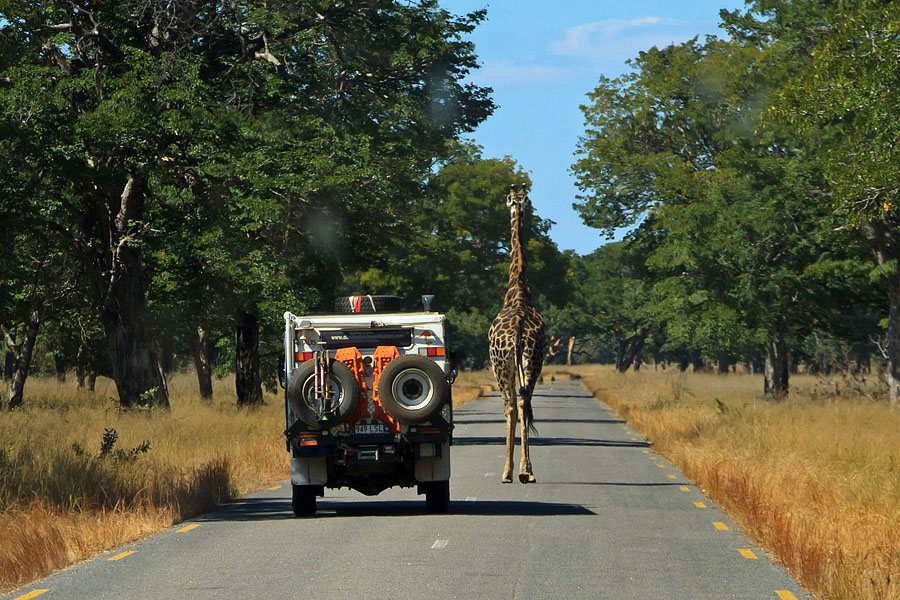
(488, 184, 545, 484)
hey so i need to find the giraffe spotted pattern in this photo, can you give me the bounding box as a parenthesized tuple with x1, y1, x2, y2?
(488, 184, 546, 484)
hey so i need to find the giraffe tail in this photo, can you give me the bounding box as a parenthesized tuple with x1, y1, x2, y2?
(514, 331, 538, 435)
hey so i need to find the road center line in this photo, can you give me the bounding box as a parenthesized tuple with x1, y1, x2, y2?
(667, 474, 677, 479)
(107, 550, 136, 561)
(176, 523, 201, 533)
(431, 539, 449, 550)
(679, 486, 690, 492)
(694, 502, 707, 508)
(713, 522, 730, 531)
(266, 485, 282, 491)
(738, 548, 758, 559)
(11, 590, 49, 600)
(776, 591, 798, 600)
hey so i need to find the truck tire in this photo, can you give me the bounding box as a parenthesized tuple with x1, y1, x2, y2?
(378, 355, 448, 423)
(424, 480, 450, 514)
(292, 484, 317, 517)
(332, 295, 403, 313)
(287, 360, 359, 429)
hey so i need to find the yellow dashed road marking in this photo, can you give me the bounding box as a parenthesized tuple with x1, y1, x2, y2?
(679, 486, 690, 492)
(234, 501, 247, 505)
(738, 548, 758, 559)
(642, 450, 649, 454)
(776, 591, 798, 600)
(12, 590, 50, 600)
(630, 437, 637, 441)
(107, 550, 136, 561)
(667, 474, 677, 479)
(266, 485, 282, 491)
(713, 521, 729, 531)
(656, 463, 665, 468)
(176, 523, 201, 533)
(694, 502, 707, 509)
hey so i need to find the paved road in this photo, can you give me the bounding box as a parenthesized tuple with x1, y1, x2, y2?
(5, 380, 811, 600)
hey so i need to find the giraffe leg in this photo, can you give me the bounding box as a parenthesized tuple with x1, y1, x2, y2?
(518, 389, 536, 483)
(502, 385, 518, 483)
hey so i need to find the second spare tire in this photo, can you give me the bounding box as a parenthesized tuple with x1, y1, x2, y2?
(377, 355, 449, 423)
(288, 360, 359, 429)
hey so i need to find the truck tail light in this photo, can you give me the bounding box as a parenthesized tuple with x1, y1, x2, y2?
(295, 351, 314, 362)
(418, 347, 445, 357)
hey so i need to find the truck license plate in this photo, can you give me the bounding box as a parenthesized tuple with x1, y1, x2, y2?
(354, 422, 389, 435)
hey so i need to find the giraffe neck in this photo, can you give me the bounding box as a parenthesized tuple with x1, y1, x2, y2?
(505, 206, 532, 306)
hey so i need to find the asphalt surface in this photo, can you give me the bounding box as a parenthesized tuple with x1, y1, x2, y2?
(5, 379, 811, 600)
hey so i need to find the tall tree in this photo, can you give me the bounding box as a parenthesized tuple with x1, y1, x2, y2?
(776, 0, 900, 405)
(0, 1, 493, 407)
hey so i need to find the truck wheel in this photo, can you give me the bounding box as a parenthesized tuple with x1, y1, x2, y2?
(292, 485, 317, 517)
(378, 355, 449, 423)
(425, 480, 450, 514)
(332, 295, 403, 313)
(287, 360, 359, 429)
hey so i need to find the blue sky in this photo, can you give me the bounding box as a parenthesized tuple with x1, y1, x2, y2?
(438, 0, 747, 255)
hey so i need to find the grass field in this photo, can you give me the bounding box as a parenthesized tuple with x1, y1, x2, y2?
(570, 364, 900, 600)
(0, 369, 495, 593)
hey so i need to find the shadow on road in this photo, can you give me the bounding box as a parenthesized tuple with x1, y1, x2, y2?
(453, 417, 624, 425)
(547, 481, 684, 487)
(454, 436, 650, 448)
(320, 499, 596, 518)
(196, 498, 597, 521)
(197, 499, 295, 522)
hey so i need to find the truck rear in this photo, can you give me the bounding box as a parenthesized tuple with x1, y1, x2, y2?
(283, 296, 453, 517)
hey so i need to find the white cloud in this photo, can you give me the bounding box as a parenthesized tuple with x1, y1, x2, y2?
(469, 60, 585, 87)
(551, 16, 692, 62)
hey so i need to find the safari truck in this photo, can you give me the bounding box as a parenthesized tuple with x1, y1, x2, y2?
(282, 295, 454, 517)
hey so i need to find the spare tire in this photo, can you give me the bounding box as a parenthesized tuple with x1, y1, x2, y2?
(333, 295, 403, 313)
(378, 355, 449, 423)
(288, 360, 359, 429)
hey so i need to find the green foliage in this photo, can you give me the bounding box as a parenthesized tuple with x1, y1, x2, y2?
(0, 1, 495, 403)
(342, 141, 568, 366)
(570, 3, 886, 381)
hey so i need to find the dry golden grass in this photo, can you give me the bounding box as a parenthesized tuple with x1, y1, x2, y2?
(571, 364, 900, 600)
(0, 368, 500, 593)
(0, 373, 287, 593)
(452, 368, 499, 406)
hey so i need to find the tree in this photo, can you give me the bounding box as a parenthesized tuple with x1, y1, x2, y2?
(571, 24, 859, 395)
(776, 0, 900, 405)
(0, 1, 494, 407)
(343, 142, 568, 367)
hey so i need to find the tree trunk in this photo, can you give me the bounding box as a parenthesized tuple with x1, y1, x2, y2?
(235, 309, 263, 407)
(859, 216, 900, 407)
(160, 336, 176, 374)
(616, 331, 646, 373)
(716, 351, 729, 375)
(3, 346, 14, 380)
(888, 273, 900, 408)
(100, 175, 169, 410)
(566, 336, 575, 367)
(2, 311, 40, 410)
(688, 349, 704, 373)
(764, 319, 789, 399)
(75, 342, 85, 389)
(54, 354, 66, 382)
(190, 325, 214, 399)
(87, 372, 97, 392)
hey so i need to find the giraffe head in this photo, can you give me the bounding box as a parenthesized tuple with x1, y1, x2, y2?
(506, 184, 530, 214)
